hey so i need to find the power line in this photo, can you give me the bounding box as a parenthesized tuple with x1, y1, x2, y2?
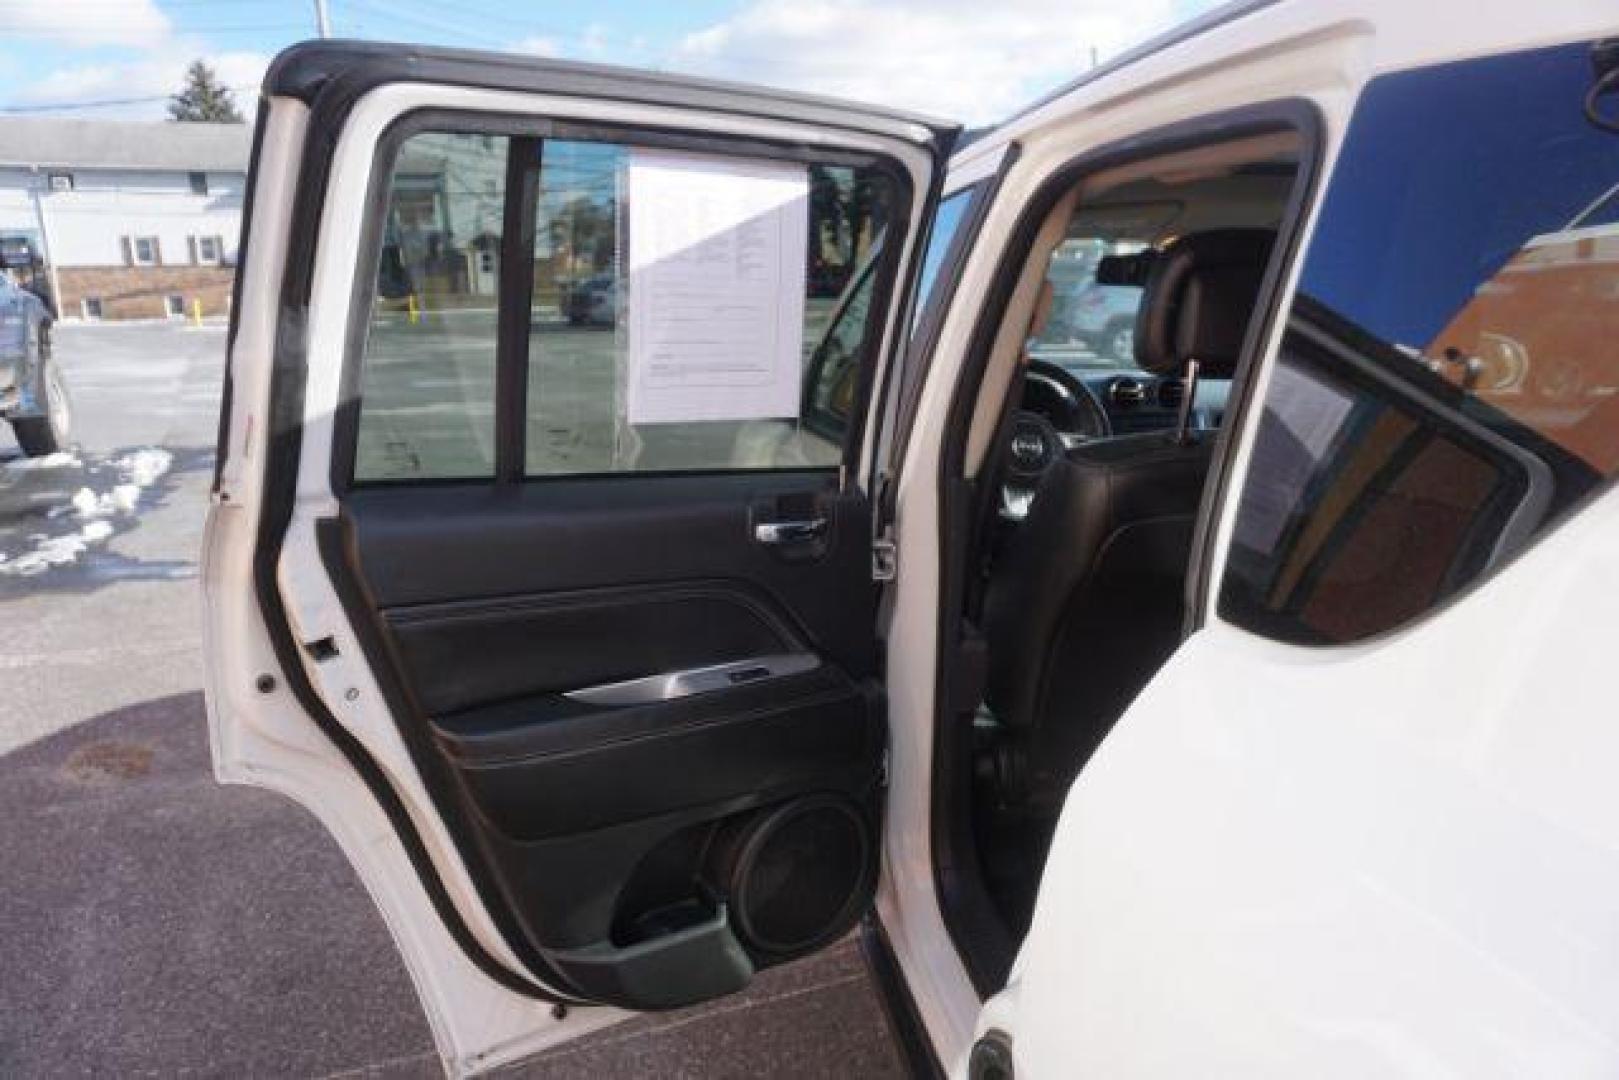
(4, 23, 307, 37)
(0, 87, 257, 115)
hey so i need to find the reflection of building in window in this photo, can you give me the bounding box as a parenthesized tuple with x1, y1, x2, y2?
(390, 133, 508, 304)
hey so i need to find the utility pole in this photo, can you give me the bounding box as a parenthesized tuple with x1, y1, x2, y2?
(314, 0, 331, 38)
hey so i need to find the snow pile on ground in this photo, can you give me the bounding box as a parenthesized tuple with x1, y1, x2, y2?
(0, 521, 115, 576)
(0, 447, 174, 577)
(63, 448, 174, 522)
(3, 451, 81, 473)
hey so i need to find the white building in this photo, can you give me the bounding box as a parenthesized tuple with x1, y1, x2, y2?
(0, 118, 251, 319)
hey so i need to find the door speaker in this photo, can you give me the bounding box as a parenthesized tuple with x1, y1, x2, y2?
(721, 795, 874, 957)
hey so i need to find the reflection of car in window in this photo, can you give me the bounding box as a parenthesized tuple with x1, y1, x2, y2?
(563, 274, 618, 327)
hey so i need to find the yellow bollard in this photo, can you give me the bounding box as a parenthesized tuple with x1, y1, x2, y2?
(191, 298, 203, 327)
(407, 294, 419, 325)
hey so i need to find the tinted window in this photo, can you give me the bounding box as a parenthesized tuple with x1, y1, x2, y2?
(1221, 42, 1619, 644)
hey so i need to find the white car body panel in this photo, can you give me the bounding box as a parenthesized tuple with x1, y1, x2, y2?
(204, 98, 625, 1076)
(997, 480, 1619, 1076)
(949, 0, 1619, 1074)
(205, 0, 1619, 1075)
(207, 76, 936, 1075)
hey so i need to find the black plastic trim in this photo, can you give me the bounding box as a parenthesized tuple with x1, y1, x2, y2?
(496, 135, 540, 483)
(931, 100, 1325, 997)
(264, 39, 957, 147)
(312, 519, 591, 1001)
(1183, 104, 1326, 631)
(860, 917, 945, 1079)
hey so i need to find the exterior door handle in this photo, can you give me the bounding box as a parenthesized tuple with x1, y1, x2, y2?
(753, 517, 827, 545)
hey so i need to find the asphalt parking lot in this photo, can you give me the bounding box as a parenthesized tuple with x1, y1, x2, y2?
(0, 321, 904, 1077)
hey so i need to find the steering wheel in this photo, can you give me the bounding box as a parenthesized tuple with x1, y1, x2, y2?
(1001, 360, 1111, 520)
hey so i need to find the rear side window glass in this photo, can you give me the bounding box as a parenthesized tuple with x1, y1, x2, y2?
(351, 130, 902, 483)
(524, 141, 897, 476)
(1220, 41, 1619, 644)
(355, 131, 506, 481)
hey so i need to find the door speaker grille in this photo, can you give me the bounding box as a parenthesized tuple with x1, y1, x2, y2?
(727, 795, 872, 956)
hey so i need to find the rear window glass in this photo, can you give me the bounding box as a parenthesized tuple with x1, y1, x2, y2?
(351, 129, 901, 483)
(1220, 41, 1619, 644)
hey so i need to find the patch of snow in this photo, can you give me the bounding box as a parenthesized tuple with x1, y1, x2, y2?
(4, 452, 81, 472)
(0, 521, 115, 577)
(117, 448, 172, 488)
(68, 481, 147, 520)
(0, 445, 174, 576)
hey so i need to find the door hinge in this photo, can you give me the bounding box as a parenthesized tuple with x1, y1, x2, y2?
(872, 537, 897, 582)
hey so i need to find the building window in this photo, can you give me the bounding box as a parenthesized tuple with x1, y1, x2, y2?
(129, 236, 160, 266)
(189, 172, 208, 196)
(81, 298, 103, 320)
(165, 295, 186, 318)
(48, 172, 74, 192)
(194, 235, 222, 264)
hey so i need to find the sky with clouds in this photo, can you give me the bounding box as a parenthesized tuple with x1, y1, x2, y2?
(0, 0, 1223, 126)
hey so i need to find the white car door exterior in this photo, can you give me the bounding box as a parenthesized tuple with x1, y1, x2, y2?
(971, 6, 1619, 1077)
(204, 42, 952, 1076)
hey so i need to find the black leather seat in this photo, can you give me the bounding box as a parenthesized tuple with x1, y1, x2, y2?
(981, 229, 1275, 809)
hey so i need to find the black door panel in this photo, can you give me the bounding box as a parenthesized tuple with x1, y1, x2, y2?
(344, 473, 879, 676)
(433, 664, 880, 840)
(240, 40, 958, 1011)
(325, 471, 884, 1009)
(386, 582, 801, 716)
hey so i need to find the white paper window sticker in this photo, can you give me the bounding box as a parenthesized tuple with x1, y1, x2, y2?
(626, 149, 809, 425)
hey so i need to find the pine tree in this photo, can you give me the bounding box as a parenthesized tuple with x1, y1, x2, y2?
(168, 61, 244, 123)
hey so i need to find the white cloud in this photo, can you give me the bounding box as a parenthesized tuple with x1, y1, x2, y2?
(17, 43, 269, 119)
(673, 0, 1191, 124)
(513, 36, 563, 58)
(0, 0, 170, 49)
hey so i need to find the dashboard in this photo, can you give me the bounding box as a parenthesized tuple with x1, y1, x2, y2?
(1002, 360, 1230, 519)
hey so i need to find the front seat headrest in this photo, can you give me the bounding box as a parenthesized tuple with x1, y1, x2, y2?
(1133, 228, 1276, 377)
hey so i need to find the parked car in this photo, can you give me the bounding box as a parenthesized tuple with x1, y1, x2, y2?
(563, 274, 617, 326)
(206, 6, 1619, 1076)
(1056, 280, 1141, 359)
(0, 270, 68, 456)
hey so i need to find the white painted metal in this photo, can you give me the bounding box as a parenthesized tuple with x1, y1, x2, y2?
(208, 2, 1619, 1075)
(207, 79, 934, 1075)
(946, 0, 1619, 1075)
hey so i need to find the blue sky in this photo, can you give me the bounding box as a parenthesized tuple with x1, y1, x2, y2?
(0, 0, 1221, 125)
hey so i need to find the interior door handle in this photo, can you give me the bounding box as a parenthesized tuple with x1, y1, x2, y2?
(753, 517, 827, 545)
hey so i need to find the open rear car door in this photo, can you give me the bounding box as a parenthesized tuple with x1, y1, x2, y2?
(203, 41, 954, 1075)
